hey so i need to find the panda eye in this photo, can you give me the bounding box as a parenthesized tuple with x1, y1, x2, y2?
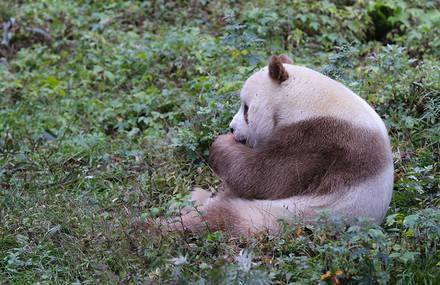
(243, 104, 249, 124)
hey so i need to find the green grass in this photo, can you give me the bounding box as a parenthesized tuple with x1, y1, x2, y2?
(1, 0, 439, 283)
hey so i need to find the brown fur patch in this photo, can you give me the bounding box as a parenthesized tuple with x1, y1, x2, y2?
(210, 117, 392, 200)
(268, 55, 289, 83)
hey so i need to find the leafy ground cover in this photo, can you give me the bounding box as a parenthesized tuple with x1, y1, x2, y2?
(1, 0, 439, 283)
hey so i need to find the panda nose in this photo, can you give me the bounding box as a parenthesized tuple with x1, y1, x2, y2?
(230, 128, 235, 134)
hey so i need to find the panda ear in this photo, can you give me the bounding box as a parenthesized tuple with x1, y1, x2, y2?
(279, 54, 293, 64)
(269, 55, 289, 83)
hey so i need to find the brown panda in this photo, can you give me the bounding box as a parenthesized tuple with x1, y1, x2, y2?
(165, 55, 393, 236)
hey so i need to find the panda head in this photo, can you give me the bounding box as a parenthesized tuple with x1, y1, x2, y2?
(229, 55, 294, 148)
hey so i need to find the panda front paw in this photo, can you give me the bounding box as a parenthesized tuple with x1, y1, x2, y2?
(209, 134, 236, 175)
(211, 134, 236, 155)
(214, 134, 236, 146)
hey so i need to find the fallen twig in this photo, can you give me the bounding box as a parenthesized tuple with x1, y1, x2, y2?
(1, 17, 15, 47)
(1, 17, 53, 48)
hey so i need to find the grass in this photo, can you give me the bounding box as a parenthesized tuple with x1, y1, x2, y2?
(1, 0, 439, 283)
